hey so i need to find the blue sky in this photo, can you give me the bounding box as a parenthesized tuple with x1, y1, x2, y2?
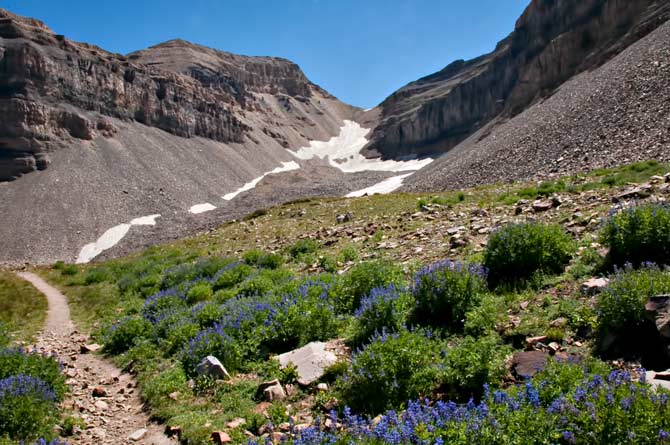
(2, 0, 529, 108)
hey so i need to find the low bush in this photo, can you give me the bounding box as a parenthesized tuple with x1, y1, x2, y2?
(186, 281, 213, 305)
(601, 204, 670, 268)
(484, 222, 574, 288)
(350, 284, 413, 347)
(339, 329, 442, 415)
(104, 317, 153, 354)
(439, 335, 510, 401)
(597, 265, 670, 339)
(287, 239, 319, 259)
(332, 260, 405, 314)
(411, 260, 488, 330)
(243, 249, 283, 269)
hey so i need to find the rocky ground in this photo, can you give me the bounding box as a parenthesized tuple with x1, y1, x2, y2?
(18, 272, 174, 445)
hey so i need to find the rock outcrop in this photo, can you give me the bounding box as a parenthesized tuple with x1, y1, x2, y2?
(0, 8, 346, 181)
(365, 0, 670, 159)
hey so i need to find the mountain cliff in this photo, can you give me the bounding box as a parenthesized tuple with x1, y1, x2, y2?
(365, 0, 670, 159)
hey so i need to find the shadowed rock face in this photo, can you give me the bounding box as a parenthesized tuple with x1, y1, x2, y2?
(366, 0, 670, 159)
(0, 9, 339, 181)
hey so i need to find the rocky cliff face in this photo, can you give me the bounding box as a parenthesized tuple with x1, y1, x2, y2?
(0, 9, 347, 181)
(366, 0, 670, 159)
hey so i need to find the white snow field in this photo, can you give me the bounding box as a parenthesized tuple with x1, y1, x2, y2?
(189, 203, 217, 214)
(290, 120, 433, 173)
(76, 214, 161, 264)
(223, 161, 300, 201)
(346, 173, 414, 198)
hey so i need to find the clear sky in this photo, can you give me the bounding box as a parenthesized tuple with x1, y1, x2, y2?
(2, 0, 529, 108)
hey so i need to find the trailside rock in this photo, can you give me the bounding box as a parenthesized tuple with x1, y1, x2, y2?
(511, 351, 549, 379)
(196, 356, 232, 380)
(581, 277, 610, 296)
(276, 342, 338, 386)
(128, 428, 148, 442)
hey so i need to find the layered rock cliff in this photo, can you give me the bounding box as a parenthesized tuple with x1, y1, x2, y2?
(365, 0, 670, 159)
(0, 8, 349, 181)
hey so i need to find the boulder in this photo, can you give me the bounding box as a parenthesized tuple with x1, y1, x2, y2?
(276, 342, 338, 386)
(646, 295, 670, 340)
(196, 356, 231, 380)
(532, 200, 553, 213)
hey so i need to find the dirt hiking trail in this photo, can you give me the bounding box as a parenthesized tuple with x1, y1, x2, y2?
(17, 272, 174, 445)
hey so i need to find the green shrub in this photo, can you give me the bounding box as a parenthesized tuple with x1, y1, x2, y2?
(287, 239, 319, 259)
(351, 285, 413, 347)
(484, 222, 574, 288)
(192, 302, 226, 328)
(339, 245, 359, 263)
(332, 260, 405, 314)
(0, 323, 9, 348)
(410, 260, 488, 330)
(339, 329, 442, 415)
(601, 204, 670, 268)
(598, 265, 670, 336)
(439, 335, 510, 401)
(186, 281, 213, 305)
(243, 250, 283, 269)
(104, 317, 153, 354)
(84, 267, 113, 284)
(213, 263, 253, 290)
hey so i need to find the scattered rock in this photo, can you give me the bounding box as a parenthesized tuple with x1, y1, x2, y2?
(259, 379, 286, 402)
(211, 431, 233, 444)
(613, 185, 653, 203)
(316, 383, 329, 392)
(196, 356, 232, 380)
(336, 213, 353, 224)
(532, 200, 553, 212)
(80, 343, 102, 353)
(128, 428, 148, 442)
(226, 418, 246, 429)
(276, 342, 338, 386)
(92, 386, 108, 398)
(526, 336, 549, 348)
(581, 277, 610, 295)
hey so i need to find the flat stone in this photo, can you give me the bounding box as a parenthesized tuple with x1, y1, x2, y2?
(81, 343, 102, 353)
(532, 200, 553, 212)
(226, 418, 246, 429)
(276, 342, 338, 386)
(128, 428, 147, 442)
(512, 351, 549, 379)
(260, 379, 286, 402)
(646, 370, 670, 391)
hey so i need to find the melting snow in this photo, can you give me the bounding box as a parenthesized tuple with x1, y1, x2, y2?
(223, 161, 300, 201)
(76, 214, 161, 264)
(346, 173, 414, 198)
(189, 203, 217, 214)
(290, 120, 433, 173)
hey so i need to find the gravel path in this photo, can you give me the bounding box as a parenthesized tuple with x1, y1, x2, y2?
(17, 272, 174, 445)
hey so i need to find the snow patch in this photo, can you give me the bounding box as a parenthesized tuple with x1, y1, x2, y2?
(346, 173, 414, 198)
(189, 203, 217, 214)
(223, 161, 300, 201)
(290, 120, 433, 173)
(76, 214, 161, 264)
(130, 214, 161, 226)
